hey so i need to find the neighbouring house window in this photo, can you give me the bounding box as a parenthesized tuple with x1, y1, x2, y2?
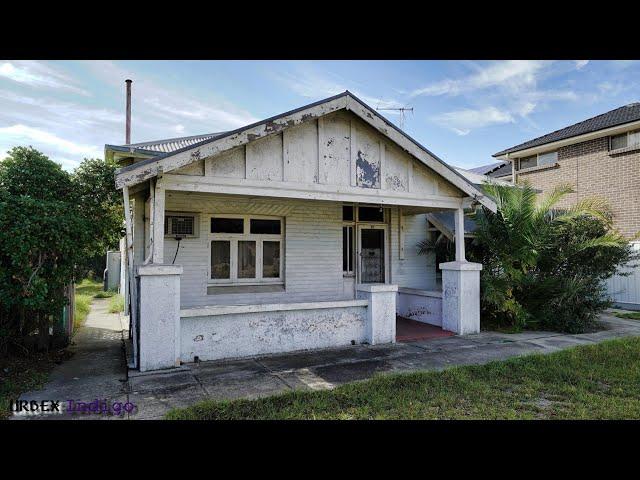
(610, 129, 640, 151)
(209, 215, 283, 284)
(517, 151, 558, 170)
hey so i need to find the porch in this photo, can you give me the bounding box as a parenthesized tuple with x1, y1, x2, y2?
(130, 190, 480, 371)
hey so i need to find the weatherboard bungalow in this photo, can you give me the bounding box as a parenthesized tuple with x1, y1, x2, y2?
(106, 91, 495, 372)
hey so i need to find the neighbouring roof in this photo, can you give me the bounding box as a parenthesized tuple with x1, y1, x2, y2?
(466, 161, 505, 175)
(126, 132, 227, 154)
(493, 102, 640, 157)
(454, 167, 512, 188)
(487, 162, 512, 178)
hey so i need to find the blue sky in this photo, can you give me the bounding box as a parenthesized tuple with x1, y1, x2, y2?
(1, 60, 639, 171)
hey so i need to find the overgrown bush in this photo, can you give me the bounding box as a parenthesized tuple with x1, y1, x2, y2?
(468, 182, 636, 333)
(0, 148, 123, 354)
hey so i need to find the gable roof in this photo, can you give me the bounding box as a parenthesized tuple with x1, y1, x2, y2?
(110, 91, 496, 211)
(493, 102, 640, 157)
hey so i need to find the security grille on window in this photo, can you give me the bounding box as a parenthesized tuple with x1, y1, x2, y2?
(164, 215, 197, 237)
(209, 215, 283, 284)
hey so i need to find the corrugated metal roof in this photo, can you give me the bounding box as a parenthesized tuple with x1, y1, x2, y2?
(494, 102, 640, 157)
(123, 132, 227, 154)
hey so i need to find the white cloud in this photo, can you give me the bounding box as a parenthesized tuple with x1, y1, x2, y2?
(272, 67, 405, 115)
(575, 60, 589, 70)
(84, 61, 258, 133)
(411, 61, 549, 97)
(417, 61, 582, 135)
(0, 61, 89, 95)
(174, 124, 185, 134)
(431, 107, 514, 136)
(0, 124, 102, 166)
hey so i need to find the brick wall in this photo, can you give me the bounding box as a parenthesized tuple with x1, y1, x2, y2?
(516, 136, 640, 239)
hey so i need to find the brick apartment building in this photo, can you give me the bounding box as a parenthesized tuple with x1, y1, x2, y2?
(487, 102, 640, 240)
(476, 103, 640, 309)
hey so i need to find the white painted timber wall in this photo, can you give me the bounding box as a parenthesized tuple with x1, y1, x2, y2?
(389, 208, 437, 290)
(165, 192, 438, 309)
(165, 192, 346, 308)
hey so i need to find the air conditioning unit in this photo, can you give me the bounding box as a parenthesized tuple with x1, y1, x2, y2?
(164, 214, 199, 238)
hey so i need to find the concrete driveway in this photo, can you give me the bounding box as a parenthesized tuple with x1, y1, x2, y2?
(15, 307, 640, 420)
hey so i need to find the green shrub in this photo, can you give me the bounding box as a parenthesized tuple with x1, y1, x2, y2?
(466, 182, 635, 333)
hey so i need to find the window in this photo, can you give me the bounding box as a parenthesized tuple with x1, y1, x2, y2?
(165, 214, 198, 237)
(517, 151, 558, 170)
(610, 129, 640, 151)
(211, 241, 230, 279)
(211, 217, 243, 234)
(209, 215, 283, 284)
(342, 226, 354, 275)
(343, 205, 354, 221)
(358, 206, 385, 222)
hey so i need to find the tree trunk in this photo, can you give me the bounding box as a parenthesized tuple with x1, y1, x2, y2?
(37, 312, 49, 352)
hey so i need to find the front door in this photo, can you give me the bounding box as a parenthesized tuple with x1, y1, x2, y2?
(358, 225, 387, 284)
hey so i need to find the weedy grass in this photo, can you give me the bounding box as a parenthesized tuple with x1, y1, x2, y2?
(166, 337, 640, 420)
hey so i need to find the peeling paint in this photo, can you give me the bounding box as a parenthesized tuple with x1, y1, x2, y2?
(356, 150, 380, 188)
(385, 175, 405, 191)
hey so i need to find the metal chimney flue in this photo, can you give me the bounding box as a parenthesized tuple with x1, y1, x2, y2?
(125, 79, 132, 144)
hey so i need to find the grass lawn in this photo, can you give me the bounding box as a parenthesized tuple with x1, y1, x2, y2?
(612, 310, 640, 320)
(74, 278, 115, 332)
(166, 337, 640, 420)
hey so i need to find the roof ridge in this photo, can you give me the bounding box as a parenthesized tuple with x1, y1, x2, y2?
(494, 102, 640, 157)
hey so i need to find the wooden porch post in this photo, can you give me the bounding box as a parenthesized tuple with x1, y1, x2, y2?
(454, 207, 466, 262)
(152, 176, 165, 264)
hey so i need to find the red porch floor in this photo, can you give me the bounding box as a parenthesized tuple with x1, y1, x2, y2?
(396, 316, 454, 342)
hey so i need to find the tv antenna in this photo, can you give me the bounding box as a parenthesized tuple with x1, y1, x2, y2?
(376, 105, 414, 130)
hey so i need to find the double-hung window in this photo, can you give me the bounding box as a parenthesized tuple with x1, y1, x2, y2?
(209, 215, 283, 285)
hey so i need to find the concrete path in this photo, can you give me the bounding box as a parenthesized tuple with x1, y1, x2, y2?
(13, 308, 640, 420)
(14, 298, 129, 420)
(128, 311, 640, 420)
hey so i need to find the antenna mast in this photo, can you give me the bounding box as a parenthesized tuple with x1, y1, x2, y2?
(376, 106, 413, 130)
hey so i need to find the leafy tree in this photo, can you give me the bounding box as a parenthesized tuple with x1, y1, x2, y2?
(469, 181, 634, 332)
(0, 147, 90, 352)
(72, 157, 124, 278)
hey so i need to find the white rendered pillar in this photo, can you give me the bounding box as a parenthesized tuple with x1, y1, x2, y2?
(356, 283, 398, 344)
(137, 264, 182, 371)
(439, 261, 482, 335)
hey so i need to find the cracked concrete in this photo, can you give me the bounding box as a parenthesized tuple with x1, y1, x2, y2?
(14, 308, 640, 420)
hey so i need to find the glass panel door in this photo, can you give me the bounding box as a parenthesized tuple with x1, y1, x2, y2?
(358, 226, 386, 283)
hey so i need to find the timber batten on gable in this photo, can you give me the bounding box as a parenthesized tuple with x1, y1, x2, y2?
(111, 91, 496, 213)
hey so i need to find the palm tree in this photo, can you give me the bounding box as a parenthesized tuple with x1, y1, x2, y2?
(466, 181, 628, 331)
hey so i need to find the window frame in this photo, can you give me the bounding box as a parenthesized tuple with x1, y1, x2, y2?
(208, 214, 284, 286)
(517, 150, 558, 171)
(610, 129, 640, 151)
